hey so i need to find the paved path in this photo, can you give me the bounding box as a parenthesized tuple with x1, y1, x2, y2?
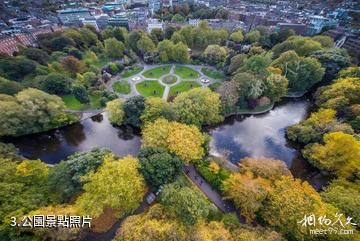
(183, 164, 236, 213)
(106, 64, 224, 100)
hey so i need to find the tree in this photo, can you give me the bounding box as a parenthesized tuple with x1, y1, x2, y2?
(0, 88, 72, 136)
(303, 132, 360, 179)
(173, 88, 223, 126)
(272, 36, 322, 58)
(138, 147, 182, 189)
(194, 221, 233, 241)
(263, 73, 288, 101)
(72, 85, 89, 103)
(137, 35, 156, 56)
(223, 172, 271, 222)
(228, 54, 247, 74)
(172, 13, 186, 23)
(315, 77, 360, 112)
(204, 44, 227, 65)
(0, 77, 23, 95)
(260, 176, 326, 240)
(117, 204, 187, 241)
(229, 30, 244, 43)
(106, 99, 124, 126)
(141, 97, 173, 124)
(50, 36, 75, 51)
(0, 158, 50, 236)
(171, 31, 186, 44)
(123, 95, 145, 128)
(76, 156, 147, 218)
(27, 205, 81, 241)
(310, 49, 350, 80)
(150, 28, 164, 43)
(240, 157, 292, 181)
(104, 37, 125, 58)
(61, 56, 84, 76)
(142, 118, 206, 163)
(160, 182, 216, 224)
(0, 57, 36, 81)
(287, 108, 354, 145)
(41, 73, 72, 95)
(337, 66, 360, 78)
(164, 26, 177, 39)
(173, 42, 190, 63)
(232, 72, 264, 99)
(322, 178, 360, 223)
(18, 47, 49, 65)
(157, 40, 174, 62)
(179, 25, 194, 47)
(217, 80, 239, 109)
(312, 35, 334, 48)
(245, 30, 261, 43)
(128, 30, 144, 53)
(271, 50, 325, 92)
(48, 148, 111, 202)
(240, 54, 271, 77)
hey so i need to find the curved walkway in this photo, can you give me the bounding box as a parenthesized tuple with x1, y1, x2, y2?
(183, 164, 236, 213)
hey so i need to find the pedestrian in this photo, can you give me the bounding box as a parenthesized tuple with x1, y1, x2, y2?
(200, 180, 203, 186)
(194, 175, 198, 180)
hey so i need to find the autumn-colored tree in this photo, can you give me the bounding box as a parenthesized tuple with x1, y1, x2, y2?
(240, 157, 292, 181)
(61, 56, 84, 75)
(272, 36, 322, 58)
(117, 204, 187, 241)
(216, 80, 240, 109)
(27, 205, 80, 241)
(287, 108, 354, 145)
(142, 118, 206, 163)
(76, 156, 147, 218)
(263, 73, 288, 101)
(204, 44, 228, 65)
(193, 221, 233, 241)
(106, 99, 124, 126)
(223, 172, 271, 222)
(228, 54, 247, 74)
(173, 87, 223, 126)
(303, 132, 360, 179)
(140, 97, 173, 125)
(229, 30, 244, 43)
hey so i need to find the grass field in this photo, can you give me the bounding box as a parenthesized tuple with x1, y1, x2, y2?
(169, 81, 201, 96)
(113, 81, 131, 94)
(143, 65, 172, 78)
(136, 80, 165, 97)
(120, 66, 144, 78)
(62, 94, 102, 110)
(174, 66, 200, 79)
(162, 75, 178, 84)
(201, 68, 224, 80)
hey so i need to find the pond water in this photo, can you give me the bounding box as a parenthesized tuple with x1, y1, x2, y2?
(4, 113, 141, 165)
(4, 99, 328, 188)
(209, 99, 328, 189)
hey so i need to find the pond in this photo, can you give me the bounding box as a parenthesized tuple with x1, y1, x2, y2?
(4, 99, 327, 189)
(209, 99, 328, 189)
(3, 113, 141, 165)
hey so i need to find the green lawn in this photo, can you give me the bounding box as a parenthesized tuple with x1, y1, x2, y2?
(174, 66, 200, 79)
(143, 65, 172, 78)
(208, 82, 222, 91)
(113, 81, 131, 94)
(169, 81, 201, 96)
(120, 66, 144, 78)
(201, 68, 224, 80)
(96, 55, 111, 68)
(136, 80, 165, 97)
(162, 75, 178, 84)
(62, 94, 102, 110)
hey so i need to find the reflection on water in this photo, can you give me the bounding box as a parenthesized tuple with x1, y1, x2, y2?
(5, 113, 141, 164)
(209, 100, 331, 189)
(210, 101, 310, 165)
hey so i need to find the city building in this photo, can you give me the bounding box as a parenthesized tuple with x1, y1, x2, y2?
(57, 8, 91, 26)
(108, 13, 130, 30)
(147, 18, 164, 33)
